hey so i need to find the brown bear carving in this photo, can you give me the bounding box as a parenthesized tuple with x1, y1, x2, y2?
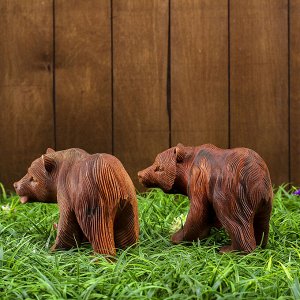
(14, 148, 139, 256)
(138, 144, 273, 253)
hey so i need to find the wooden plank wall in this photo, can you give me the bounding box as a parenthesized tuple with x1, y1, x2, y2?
(55, 0, 112, 154)
(230, 0, 289, 184)
(113, 0, 169, 183)
(0, 0, 299, 191)
(0, 0, 54, 187)
(171, 0, 228, 148)
(291, 0, 300, 186)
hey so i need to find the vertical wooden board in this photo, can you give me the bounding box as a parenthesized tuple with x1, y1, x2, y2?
(113, 0, 169, 188)
(55, 0, 112, 153)
(291, 0, 300, 186)
(230, 0, 289, 185)
(0, 0, 54, 189)
(171, 0, 228, 148)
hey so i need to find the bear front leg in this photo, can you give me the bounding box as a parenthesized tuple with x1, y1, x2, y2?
(77, 206, 116, 256)
(172, 196, 211, 244)
(51, 208, 84, 251)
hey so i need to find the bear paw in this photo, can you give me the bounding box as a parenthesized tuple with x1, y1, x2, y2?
(50, 244, 58, 252)
(171, 230, 184, 244)
(219, 245, 234, 253)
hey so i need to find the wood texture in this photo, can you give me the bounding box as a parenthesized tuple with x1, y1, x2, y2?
(230, 0, 289, 186)
(290, 0, 300, 186)
(171, 0, 228, 148)
(138, 144, 273, 253)
(55, 0, 112, 153)
(0, 1, 298, 188)
(113, 0, 169, 187)
(14, 148, 139, 256)
(0, 0, 54, 189)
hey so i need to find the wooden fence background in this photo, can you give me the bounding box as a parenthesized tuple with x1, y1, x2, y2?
(0, 0, 299, 191)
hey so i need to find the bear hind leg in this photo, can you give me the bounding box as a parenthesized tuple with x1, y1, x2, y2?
(219, 220, 256, 253)
(114, 200, 139, 249)
(77, 206, 116, 256)
(214, 195, 256, 253)
(253, 199, 272, 248)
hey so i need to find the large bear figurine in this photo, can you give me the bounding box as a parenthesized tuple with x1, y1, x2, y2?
(14, 148, 139, 256)
(138, 143, 273, 253)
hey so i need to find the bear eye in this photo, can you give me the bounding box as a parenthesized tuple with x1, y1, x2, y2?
(30, 176, 37, 183)
(154, 166, 164, 172)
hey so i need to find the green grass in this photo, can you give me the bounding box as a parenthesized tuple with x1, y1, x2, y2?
(1, 183, 300, 300)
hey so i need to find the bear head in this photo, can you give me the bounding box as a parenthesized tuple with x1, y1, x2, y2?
(14, 148, 58, 204)
(138, 143, 186, 193)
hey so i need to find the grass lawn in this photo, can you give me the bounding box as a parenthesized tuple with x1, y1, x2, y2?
(1, 184, 300, 300)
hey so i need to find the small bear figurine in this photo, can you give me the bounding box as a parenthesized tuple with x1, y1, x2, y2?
(14, 148, 139, 256)
(138, 143, 273, 253)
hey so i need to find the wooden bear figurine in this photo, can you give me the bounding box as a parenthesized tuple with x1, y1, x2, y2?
(138, 143, 273, 253)
(14, 148, 139, 256)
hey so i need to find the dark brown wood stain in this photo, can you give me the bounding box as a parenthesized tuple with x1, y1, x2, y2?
(171, 0, 229, 149)
(55, 0, 112, 154)
(0, 1, 298, 189)
(113, 0, 169, 188)
(230, 0, 289, 185)
(290, 0, 300, 186)
(0, 0, 54, 188)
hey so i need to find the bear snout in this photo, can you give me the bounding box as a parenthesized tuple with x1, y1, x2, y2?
(137, 170, 146, 184)
(14, 179, 26, 192)
(13, 181, 30, 203)
(13, 181, 19, 190)
(13, 181, 23, 194)
(137, 170, 143, 178)
(137, 167, 154, 187)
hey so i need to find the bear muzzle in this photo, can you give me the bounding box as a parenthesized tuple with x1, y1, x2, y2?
(13, 181, 30, 204)
(137, 170, 145, 183)
(137, 168, 153, 187)
(13, 181, 19, 190)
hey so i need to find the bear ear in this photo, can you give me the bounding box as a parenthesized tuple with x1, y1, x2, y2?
(46, 147, 55, 154)
(42, 154, 56, 173)
(174, 143, 185, 162)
